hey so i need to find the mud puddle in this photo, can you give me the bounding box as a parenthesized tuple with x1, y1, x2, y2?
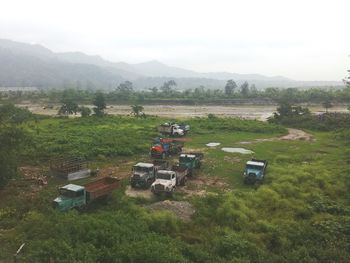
(206, 142, 221, 147)
(221, 147, 254, 154)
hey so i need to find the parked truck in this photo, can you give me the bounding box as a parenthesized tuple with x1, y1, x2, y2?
(151, 167, 188, 195)
(158, 123, 185, 137)
(53, 176, 120, 211)
(178, 152, 203, 176)
(150, 138, 183, 159)
(243, 159, 268, 184)
(178, 123, 190, 134)
(130, 160, 168, 188)
(169, 122, 190, 134)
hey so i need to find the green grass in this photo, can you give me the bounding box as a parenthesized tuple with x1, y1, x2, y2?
(1, 115, 350, 262)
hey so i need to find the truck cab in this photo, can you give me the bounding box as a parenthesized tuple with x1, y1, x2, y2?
(130, 162, 155, 188)
(172, 122, 190, 134)
(150, 138, 183, 159)
(53, 184, 86, 211)
(151, 170, 177, 194)
(179, 153, 202, 175)
(158, 123, 184, 136)
(243, 159, 268, 184)
(171, 124, 184, 136)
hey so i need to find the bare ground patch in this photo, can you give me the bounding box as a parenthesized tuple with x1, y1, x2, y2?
(238, 128, 314, 144)
(223, 156, 242, 163)
(179, 176, 229, 197)
(97, 166, 130, 180)
(18, 166, 49, 188)
(125, 186, 153, 200)
(280, 128, 314, 141)
(147, 200, 195, 221)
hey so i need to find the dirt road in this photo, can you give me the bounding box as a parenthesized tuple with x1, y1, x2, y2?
(16, 103, 348, 121)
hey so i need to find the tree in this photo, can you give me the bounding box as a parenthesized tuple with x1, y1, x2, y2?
(269, 101, 311, 124)
(0, 104, 32, 187)
(131, 104, 144, 117)
(58, 90, 79, 116)
(93, 91, 106, 116)
(240, 81, 250, 97)
(78, 106, 91, 117)
(322, 99, 333, 113)
(149, 87, 158, 96)
(344, 66, 350, 88)
(116, 81, 134, 100)
(160, 80, 176, 95)
(250, 84, 258, 96)
(224, 80, 237, 95)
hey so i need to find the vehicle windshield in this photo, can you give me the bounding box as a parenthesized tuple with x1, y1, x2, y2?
(246, 165, 262, 171)
(180, 156, 193, 163)
(134, 166, 151, 173)
(156, 173, 171, 180)
(59, 189, 78, 198)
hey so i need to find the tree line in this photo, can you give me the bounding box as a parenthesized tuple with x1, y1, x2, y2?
(1, 79, 349, 105)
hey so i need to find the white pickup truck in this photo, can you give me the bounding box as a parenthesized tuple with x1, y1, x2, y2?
(151, 168, 187, 195)
(158, 123, 185, 137)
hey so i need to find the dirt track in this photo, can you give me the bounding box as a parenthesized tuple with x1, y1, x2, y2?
(280, 128, 314, 141)
(16, 103, 349, 121)
(239, 128, 314, 144)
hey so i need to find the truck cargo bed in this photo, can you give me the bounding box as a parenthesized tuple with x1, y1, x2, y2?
(85, 177, 120, 202)
(172, 165, 188, 182)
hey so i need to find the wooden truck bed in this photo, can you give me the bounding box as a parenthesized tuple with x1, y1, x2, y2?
(85, 176, 120, 202)
(172, 165, 188, 179)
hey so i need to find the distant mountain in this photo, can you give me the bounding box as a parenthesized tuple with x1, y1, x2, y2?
(0, 38, 343, 90)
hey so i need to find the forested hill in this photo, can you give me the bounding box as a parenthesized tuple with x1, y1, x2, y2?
(0, 39, 343, 90)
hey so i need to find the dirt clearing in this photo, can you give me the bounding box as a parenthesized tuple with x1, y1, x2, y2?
(238, 128, 314, 144)
(147, 200, 195, 221)
(97, 166, 130, 180)
(125, 186, 153, 200)
(178, 176, 229, 197)
(280, 128, 314, 141)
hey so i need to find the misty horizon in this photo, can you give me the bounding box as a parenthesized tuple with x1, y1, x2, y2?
(1, 0, 349, 82)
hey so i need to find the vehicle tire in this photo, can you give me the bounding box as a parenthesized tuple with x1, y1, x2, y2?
(167, 187, 174, 197)
(146, 179, 152, 188)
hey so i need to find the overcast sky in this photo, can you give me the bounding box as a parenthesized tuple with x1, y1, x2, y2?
(0, 0, 349, 81)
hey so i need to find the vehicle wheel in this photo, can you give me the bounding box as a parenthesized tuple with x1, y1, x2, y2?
(167, 188, 174, 197)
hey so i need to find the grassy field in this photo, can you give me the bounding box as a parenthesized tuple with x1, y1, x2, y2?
(0, 115, 349, 262)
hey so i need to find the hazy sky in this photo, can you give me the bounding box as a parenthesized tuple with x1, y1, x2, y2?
(0, 0, 349, 81)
